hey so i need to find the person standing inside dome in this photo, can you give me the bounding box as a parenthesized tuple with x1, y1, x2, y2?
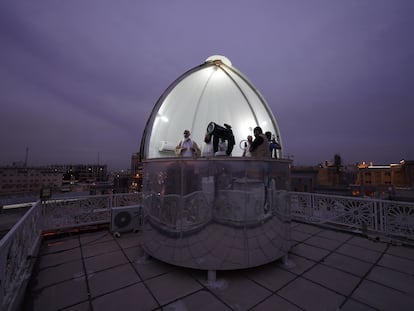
(242, 135, 253, 157)
(265, 131, 282, 158)
(202, 133, 214, 157)
(215, 138, 228, 156)
(176, 129, 201, 157)
(250, 126, 270, 158)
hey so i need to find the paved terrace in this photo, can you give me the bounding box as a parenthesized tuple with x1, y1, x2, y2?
(22, 222, 414, 311)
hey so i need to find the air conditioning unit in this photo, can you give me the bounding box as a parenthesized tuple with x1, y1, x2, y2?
(159, 140, 176, 153)
(111, 205, 142, 237)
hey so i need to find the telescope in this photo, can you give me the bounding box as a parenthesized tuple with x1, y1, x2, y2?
(206, 122, 235, 156)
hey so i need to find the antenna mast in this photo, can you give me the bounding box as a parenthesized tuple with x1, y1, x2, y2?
(25, 147, 29, 167)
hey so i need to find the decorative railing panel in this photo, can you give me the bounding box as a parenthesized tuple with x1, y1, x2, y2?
(290, 192, 312, 219)
(42, 195, 112, 231)
(1, 190, 413, 311)
(141, 158, 292, 270)
(0, 192, 142, 310)
(113, 192, 142, 207)
(382, 200, 414, 238)
(42, 193, 142, 231)
(290, 192, 414, 241)
(0, 201, 42, 310)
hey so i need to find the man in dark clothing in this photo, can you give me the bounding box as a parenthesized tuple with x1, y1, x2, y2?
(249, 126, 270, 158)
(265, 131, 281, 158)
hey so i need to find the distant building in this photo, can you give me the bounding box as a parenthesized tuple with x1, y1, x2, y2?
(355, 162, 391, 186)
(291, 166, 318, 192)
(131, 153, 142, 191)
(131, 152, 141, 175)
(353, 160, 414, 200)
(0, 166, 62, 195)
(50, 164, 108, 182)
(113, 171, 132, 193)
(391, 160, 414, 188)
(292, 159, 357, 196)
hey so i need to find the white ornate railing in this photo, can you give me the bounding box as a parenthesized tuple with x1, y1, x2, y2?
(42, 193, 142, 231)
(1, 191, 413, 310)
(0, 192, 141, 311)
(290, 192, 414, 242)
(0, 201, 42, 310)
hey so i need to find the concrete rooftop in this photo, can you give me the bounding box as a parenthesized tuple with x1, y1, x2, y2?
(22, 222, 414, 311)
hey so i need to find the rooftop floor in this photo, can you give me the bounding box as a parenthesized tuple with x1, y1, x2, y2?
(22, 222, 414, 311)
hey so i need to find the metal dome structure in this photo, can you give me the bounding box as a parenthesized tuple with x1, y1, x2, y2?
(140, 55, 283, 159)
(140, 56, 291, 273)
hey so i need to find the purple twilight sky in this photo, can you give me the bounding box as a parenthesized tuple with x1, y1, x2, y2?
(1, 0, 413, 170)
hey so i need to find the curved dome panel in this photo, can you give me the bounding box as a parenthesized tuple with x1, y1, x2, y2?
(141, 55, 283, 159)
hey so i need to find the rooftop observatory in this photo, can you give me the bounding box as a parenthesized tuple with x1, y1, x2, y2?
(139, 55, 291, 274)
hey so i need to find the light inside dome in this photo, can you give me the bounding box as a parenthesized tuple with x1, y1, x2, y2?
(141, 55, 282, 159)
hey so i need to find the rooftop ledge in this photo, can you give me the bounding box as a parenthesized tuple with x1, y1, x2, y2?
(0, 192, 413, 311)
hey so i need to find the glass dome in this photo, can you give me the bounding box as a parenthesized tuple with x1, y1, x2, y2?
(141, 55, 283, 159)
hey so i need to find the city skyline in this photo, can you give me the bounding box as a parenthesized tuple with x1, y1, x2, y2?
(1, 1, 414, 170)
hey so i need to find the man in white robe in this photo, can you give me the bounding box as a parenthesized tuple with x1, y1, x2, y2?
(176, 129, 201, 157)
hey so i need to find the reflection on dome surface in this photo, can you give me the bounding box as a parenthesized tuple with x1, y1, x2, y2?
(141, 56, 291, 272)
(141, 55, 283, 159)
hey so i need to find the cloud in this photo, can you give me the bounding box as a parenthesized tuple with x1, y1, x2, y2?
(1, 0, 414, 169)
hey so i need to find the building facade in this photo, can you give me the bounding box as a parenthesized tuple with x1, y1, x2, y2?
(49, 164, 108, 182)
(131, 152, 142, 191)
(291, 166, 319, 192)
(0, 166, 62, 195)
(352, 160, 414, 200)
